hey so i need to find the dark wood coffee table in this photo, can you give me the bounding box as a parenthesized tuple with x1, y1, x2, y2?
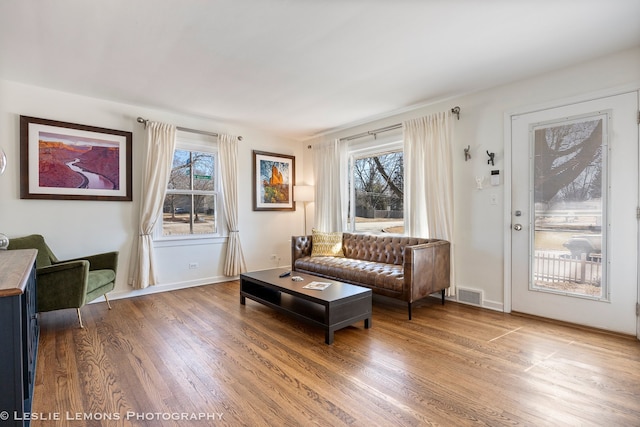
(240, 268, 372, 344)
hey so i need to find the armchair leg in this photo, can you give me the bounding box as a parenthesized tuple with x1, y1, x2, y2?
(104, 293, 112, 310)
(76, 308, 84, 329)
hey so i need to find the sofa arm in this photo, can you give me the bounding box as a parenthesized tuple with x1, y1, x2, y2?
(403, 240, 450, 301)
(291, 235, 312, 270)
(37, 260, 90, 311)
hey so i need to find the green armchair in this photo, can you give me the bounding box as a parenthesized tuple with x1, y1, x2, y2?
(8, 234, 118, 328)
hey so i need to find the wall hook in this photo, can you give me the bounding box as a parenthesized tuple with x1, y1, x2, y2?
(486, 150, 495, 166)
(464, 145, 471, 161)
(451, 106, 460, 120)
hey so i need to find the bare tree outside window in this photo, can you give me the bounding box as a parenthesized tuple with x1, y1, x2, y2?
(349, 150, 404, 233)
(163, 149, 217, 236)
(534, 119, 602, 207)
(532, 116, 606, 297)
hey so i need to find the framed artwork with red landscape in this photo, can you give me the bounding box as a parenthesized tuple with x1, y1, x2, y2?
(252, 150, 295, 211)
(20, 116, 132, 201)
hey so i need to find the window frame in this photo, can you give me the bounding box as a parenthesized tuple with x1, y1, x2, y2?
(154, 132, 227, 246)
(346, 133, 404, 233)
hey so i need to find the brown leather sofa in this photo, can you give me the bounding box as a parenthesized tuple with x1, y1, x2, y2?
(291, 232, 450, 319)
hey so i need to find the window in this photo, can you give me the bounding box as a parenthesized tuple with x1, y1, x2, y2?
(347, 137, 404, 233)
(159, 135, 223, 239)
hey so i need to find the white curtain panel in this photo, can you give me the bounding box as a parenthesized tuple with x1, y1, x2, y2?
(219, 133, 247, 276)
(129, 121, 176, 289)
(312, 139, 348, 232)
(404, 112, 455, 294)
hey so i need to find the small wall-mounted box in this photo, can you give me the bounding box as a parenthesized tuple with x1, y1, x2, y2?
(491, 170, 500, 186)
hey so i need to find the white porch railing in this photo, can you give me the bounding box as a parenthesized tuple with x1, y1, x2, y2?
(534, 252, 602, 286)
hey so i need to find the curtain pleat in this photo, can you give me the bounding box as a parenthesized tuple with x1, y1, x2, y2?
(403, 112, 455, 295)
(313, 139, 347, 232)
(219, 133, 247, 276)
(129, 121, 176, 289)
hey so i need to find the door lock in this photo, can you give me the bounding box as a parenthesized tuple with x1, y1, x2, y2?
(513, 224, 523, 231)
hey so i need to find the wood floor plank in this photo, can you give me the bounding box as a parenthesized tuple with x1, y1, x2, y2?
(31, 280, 640, 426)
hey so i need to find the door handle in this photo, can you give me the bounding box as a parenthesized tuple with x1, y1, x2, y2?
(513, 224, 523, 231)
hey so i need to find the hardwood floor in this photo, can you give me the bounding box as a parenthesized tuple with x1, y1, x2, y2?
(32, 281, 640, 426)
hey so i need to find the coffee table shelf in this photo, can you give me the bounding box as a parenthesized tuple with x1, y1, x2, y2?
(240, 269, 372, 344)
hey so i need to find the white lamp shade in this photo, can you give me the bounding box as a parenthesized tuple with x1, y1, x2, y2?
(294, 185, 314, 202)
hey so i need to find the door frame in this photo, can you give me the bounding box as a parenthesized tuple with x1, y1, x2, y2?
(503, 84, 640, 339)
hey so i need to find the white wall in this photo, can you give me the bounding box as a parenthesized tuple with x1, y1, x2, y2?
(2, 47, 637, 308)
(0, 80, 304, 299)
(306, 47, 640, 310)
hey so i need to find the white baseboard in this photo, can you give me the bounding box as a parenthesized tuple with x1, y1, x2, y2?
(88, 275, 238, 304)
(481, 299, 504, 312)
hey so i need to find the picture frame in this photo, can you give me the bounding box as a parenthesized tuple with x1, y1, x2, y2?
(252, 150, 295, 211)
(20, 115, 132, 201)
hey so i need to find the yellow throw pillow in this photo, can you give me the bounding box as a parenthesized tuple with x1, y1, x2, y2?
(311, 229, 344, 257)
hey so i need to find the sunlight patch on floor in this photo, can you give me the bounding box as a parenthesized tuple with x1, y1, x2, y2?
(524, 340, 576, 372)
(488, 327, 524, 342)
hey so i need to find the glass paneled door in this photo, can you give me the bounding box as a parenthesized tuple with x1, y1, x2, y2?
(510, 92, 638, 335)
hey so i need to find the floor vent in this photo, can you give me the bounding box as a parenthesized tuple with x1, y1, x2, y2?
(457, 288, 483, 307)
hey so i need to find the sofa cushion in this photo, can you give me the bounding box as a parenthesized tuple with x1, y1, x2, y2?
(310, 230, 344, 257)
(85, 269, 116, 304)
(294, 256, 404, 293)
(87, 269, 116, 293)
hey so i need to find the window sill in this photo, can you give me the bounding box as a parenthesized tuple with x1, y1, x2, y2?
(154, 234, 228, 248)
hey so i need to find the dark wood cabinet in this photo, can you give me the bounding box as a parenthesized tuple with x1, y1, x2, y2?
(0, 249, 39, 427)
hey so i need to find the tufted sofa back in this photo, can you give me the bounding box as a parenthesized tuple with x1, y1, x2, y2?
(342, 232, 433, 265)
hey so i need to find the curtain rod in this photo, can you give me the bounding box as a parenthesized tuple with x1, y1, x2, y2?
(339, 123, 402, 142)
(136, 117, 243, 141)
(337, 106, 461, 143)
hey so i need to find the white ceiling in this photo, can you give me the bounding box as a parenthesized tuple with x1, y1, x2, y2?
(1, 0, 639, 140)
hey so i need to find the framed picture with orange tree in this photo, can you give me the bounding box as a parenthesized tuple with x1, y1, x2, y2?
(252, 150, 295, 211)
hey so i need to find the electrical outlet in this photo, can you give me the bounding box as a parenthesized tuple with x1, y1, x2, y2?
(490, 193, 498, 205)
(189, 262, 198, 269)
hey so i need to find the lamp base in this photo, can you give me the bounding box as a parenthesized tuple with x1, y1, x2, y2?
(303, 201, 308, 235)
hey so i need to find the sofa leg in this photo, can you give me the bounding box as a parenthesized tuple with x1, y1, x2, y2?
(104, 293, 112, 310)
(408, 302, 412, 320)
(76, 308, 84, 329)
(441, 289, 446, 305)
